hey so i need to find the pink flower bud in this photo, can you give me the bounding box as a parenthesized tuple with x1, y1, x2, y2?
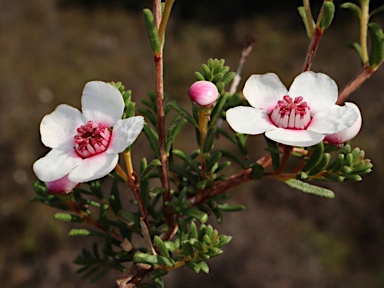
(188, 81, 219, 106)
(324, 102, 362, 144)
(46, 174, 78, 194)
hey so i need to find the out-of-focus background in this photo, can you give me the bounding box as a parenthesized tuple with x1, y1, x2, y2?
(1, 0, 383, 287)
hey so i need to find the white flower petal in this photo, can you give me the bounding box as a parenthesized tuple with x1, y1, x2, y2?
(243, 73, 288, 112)
(226, 106, 276, 135)
(40, 104, 84, 150)
(265, 128, 325, 147)
(108, 116, 144, 154)
(69, 153, 118, 182)
(82, 81, 124, 127)
(288, 71, 338, 114)
(33, 149, 82, 182)
(324, 102, 362, 144)
(308, 104, 358, 134)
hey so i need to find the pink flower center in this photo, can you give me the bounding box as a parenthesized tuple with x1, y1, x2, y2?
(74, 121, 112, 159)
(269, 95, 311, 130)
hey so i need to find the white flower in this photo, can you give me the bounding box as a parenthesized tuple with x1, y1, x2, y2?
(324, 102, 362, 144)
(226, 71, 359, 147)
(33, 81, 144, 183)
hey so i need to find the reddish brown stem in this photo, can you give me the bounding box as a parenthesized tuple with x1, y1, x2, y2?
(152, 0, 172, 230)
(337, 65, 374, 104)
(68, 201, 124, 243)
(303, 27, 323, 72)
(194, 154, 272, 204)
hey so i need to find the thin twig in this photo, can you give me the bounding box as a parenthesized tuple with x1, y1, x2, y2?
(229, 34, 257, 94)
(152, 0, 173, 229)
(337, 65, 374, 104)
(194, 154, 272, 204)
(302, 27, 323, 71)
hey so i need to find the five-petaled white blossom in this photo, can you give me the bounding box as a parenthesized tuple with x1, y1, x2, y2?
(226, 71, 359, 147)
(33, 81, 144, 183)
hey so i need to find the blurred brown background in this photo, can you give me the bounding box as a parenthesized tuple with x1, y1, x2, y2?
(1, 0, 383, 287)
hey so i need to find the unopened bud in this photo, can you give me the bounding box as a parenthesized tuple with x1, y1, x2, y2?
(325, 102, 362, 144)
(46, 174, 78, 194)
(188, 81, 219, 106)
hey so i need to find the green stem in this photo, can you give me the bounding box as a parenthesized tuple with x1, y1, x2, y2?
(158, 0, 176, 47)
(198, 108, 210, 179)
(360, 0, 370, 64)
(303, 0, 315, 36)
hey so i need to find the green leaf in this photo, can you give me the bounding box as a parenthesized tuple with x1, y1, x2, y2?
(368, 23, 384, 68)
(54, 213, 83, 222)
(167, 100, 198, 128)
(189, 238, 204, 251)
(203, 127, 217, 154)
(308, 153, 331, 176)
(328, 154, 345, 172)
(221, 72, 235, 86)
(139, 159, 150, 209)
(140, 159, 162, 181)
(172, 149, 200, 172)
(195, 71, 205, 81)
(138, 108, 157, 128)
(154, 235, 170, 258)
(166, 114, 187, 153)
(297, 6, 315, 37)
(133, 252, 174, 267)
(265, 137, 280, 171)
(217, 203, 245, 212)
(235, 133, 248, 156)
(184, 208, 208, 223)
(341, 2, 361, 18)
(149, 269, 169, 280)
(285, 179, 335, 198)
(208, 93, 228, 129)
(182, 242, 195, 257)
(143, 123, 160, 157)
(169, 163, 198, 183)
(219, 149, 244, 166)
(250, 163, 265, 180)
(206, 151, 222, 172)
(302, 142, 324, 172)
(349, 42, 363, 62)
(216, 127, 236, 144)
(189, 222, 198, 239)
(370, 4, 384, 17)
(202, 64, 211, 79)
(143, 9, 160, 53)
(319, 1, 335, 30)
(109, 179, 122, 215)
(218, 235, 232, 247)
(68, 229, 109, 238)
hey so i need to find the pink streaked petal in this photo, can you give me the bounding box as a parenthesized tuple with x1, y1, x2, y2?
(82, 81, 124, 127)
(40, 104, 84, 150)
(226, 106, 276, 135)
(46, 174, 79, 194)
(308, 104, 358, 134)
(33, 149, 82, 182)
(108, 116, 144, 154)
(68, 153, 118, 182)
(288, 71, 338, 114)
(243, 73, 288, 112)
(265, 128, 325, 147)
